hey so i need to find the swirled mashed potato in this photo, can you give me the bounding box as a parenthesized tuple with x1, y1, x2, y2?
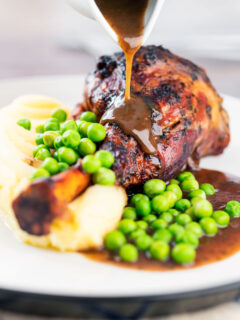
(0, 95, 127, 251)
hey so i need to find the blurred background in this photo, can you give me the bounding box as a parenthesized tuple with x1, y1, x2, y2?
(0, 0, 240, 97)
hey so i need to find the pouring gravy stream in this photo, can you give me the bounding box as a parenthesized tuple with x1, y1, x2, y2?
(95, 0, 157, 155)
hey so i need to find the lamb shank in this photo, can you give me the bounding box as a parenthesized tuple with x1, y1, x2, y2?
(75, 45, 230, 188)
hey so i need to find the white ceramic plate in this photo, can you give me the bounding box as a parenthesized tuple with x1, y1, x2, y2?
(0, 75, 239, 299)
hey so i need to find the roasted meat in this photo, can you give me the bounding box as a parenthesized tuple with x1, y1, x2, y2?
(13, 161, 90, 236)
(74, 45, 230, 187)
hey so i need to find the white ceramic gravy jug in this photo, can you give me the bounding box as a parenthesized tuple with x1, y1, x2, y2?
(67, 0, 166, 45)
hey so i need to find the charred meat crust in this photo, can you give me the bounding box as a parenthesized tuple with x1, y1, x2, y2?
(74, 45, 230, 187)
(12, 162, 90, 236)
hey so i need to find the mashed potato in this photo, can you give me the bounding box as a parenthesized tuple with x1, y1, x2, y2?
(0, 95, 127, 251)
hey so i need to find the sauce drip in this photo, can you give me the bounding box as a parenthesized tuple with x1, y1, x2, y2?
(83, 169, 240, 271)
(101, 96, 157, 155)
(95, 0, 149, 100)
(95, 0, 157, 154)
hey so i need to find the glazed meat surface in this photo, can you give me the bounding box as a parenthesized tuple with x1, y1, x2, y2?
(74, 46, 230, 187)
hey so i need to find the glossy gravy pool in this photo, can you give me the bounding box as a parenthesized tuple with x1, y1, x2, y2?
(83, 169, 240, 271)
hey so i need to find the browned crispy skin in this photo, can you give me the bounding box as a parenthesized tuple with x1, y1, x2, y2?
(12, 162, 90, 236)
(74, 45, 230, 187)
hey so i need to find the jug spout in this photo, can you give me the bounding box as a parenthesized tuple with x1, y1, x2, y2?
(143, 0, 166, 43)
(67, 0, 166, 46)
(67, 0, 94, 19)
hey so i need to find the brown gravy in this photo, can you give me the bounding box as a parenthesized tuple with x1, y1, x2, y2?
(101, 95, 157, 154)
(95, 0, 157, 155)
(95, 0, 149, 100)
(83, 169, 240, 271)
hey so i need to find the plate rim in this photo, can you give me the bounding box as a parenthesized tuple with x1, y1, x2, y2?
(0, 279, 240, 301)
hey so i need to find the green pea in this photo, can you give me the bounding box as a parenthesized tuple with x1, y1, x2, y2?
(175, 213, 192, 225)
(58, 162, 69, 172)
(177, 171, 194, 182)
(62, 129, 81, 149)
(123, 207, 137, 220)
(33, 140, 45, 152)
(87, 123, 106, 142)
(30, 168, 50, 181)
(175, 231, 199, 248)
(192, 199, 213, 218)
(172, 243, 196, 264)
(57, 147, 79, 165)
(119, 244, 138, 262)
(118, 219, 137, 235)
(105, 230, 126, 251)
(136, 221, 148, 230)
(143, 179, 166, 198)
(151, 195, 169, 213)
(166, 184, 182, 200)
(131, 194, 149, 206)
(78, 121, 91, 137)
(184, 207, 194, 219)
(54, 136, 64, 150)
(51, 108, 67, 123)
(35, 124, 44, 133)
(93, 168, 116, 186)
(17, 118, 31, 130)
(168, 224, 185, 237)
(151, 219, 168, 230)
(160, 212, 173, 223)
(212, 211, 230, 227)
(169, 179, 180, 185)
(181, 179, 199, 192)
(61, 120, 78, 133)
(163, 191, 177, 208)
(188, 189, 206, 200)
(41, 157, 59, 175)
(129, 229, 146, 241)
(168, 209, 180, 217)
(175, 199, 191, 212)
(80, 111, 97, 123)
(191, 197, 204, 206)
(225, 200, 240, 218)
(75, 120, 81, 127)
(44, 118, 60, 132)
(136, 198, 151, 217)
(35, 134, 44, 145)
(186, 222, 203, 238)
(200, 217, 218, 235)
(33, 140, 48, 154)
(143, 214, 157, 223)
(43, 131, 60, 148)
(149, 241, 170, 261)
(153, 229, 172, 243)
(200, 183, 215, 196)
(135, 234, 152, 251)
(53, 151, 58, 160)
(95, 150, 114, 168)
(82, 155, 101, 174)
(35, 148, 51, 161)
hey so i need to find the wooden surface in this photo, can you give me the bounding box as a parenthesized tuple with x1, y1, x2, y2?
(0, 0, 239, 98)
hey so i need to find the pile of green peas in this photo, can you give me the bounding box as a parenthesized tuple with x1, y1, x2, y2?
(17, 109, 116, 186)
(105, 171, 240, 264)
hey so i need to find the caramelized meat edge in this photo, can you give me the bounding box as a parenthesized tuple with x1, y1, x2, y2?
(73, 45, 230, 187)
(12, 161, 90, 236)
